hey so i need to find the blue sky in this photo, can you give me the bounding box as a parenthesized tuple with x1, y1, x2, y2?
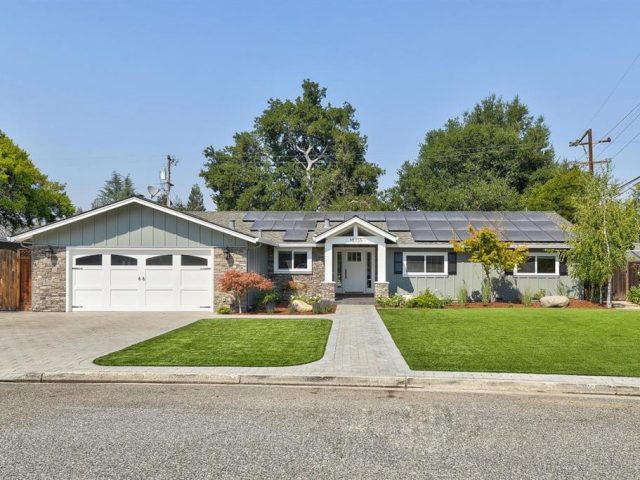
(2, 0, 640, 209)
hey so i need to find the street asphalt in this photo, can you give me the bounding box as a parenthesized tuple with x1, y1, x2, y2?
(1, 383, 639, 479)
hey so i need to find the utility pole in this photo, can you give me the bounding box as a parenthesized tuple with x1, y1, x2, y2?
(164, 155, 177, 207)
(569, 129, 611, 174)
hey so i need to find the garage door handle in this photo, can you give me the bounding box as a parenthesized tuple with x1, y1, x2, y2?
(138, 276, 141, 281)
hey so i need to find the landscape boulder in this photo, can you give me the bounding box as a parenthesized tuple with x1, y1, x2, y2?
(539, 295, 570, 308)
(290, 299, 313, 312)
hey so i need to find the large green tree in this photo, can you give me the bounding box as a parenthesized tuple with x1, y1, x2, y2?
(92, 171, 136, 208)
(524, 163, 589, 221)
(186, 184, 206, 211)
(201, 80, 384, 211)
(391, 95, 555, 210)
(0, 130, 74, 231)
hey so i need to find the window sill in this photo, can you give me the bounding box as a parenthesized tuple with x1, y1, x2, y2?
(274, 269, 313, 275)
(513, 274, 560, 278)
(403, 273, 449, 278)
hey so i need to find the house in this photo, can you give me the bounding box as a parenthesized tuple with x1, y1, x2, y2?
(8, 196, 578, 312)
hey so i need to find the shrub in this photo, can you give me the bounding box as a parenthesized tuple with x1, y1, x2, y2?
(257, 289, 282, 313)
(533, 289, 546, 300)
(376, 293, 406, 308)
(287, 280, 307, 294)
(216, 305, 231, 314)
(456, 284, 469, 306)
(291, 293, 321, 305)
(522, 288, 533, 307)
(556, 283, 570, 297)
(313, 299, 334, 314)
(480, 280, 492, 304)
(219, 270, 274, 313)
(405, 289, 448, 309)
(627, 286, 640, 304)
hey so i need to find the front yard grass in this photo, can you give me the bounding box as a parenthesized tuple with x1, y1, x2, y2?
(379, 308, 640, 376)
(94, 318, 332, 367)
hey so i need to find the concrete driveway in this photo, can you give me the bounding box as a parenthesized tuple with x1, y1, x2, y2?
(0, 311, 203, 377)
(0, 305, 410, 379)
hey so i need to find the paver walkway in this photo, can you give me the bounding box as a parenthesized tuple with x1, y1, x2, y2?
(0, 305, 410, 379)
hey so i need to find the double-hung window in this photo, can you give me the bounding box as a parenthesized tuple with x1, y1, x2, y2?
(274, 248, 312, 273)
(514, 253, 559, 276)
(402, 252, 447, 277)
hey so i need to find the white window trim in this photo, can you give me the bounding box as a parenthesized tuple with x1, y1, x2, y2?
(514, 253, 560, 277)
(274, 248, 312, 274)
(402, 251, 448, 277)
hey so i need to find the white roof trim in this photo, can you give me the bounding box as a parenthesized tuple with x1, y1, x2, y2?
(394, 242, 570, 249)
(9, 196, 259, 244)
(313, 216, 397, 242)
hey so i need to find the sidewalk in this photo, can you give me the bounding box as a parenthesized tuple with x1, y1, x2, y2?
(2, 305, 640, 396)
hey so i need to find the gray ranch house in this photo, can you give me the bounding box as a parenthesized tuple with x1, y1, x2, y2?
(10, 196, 577, 312)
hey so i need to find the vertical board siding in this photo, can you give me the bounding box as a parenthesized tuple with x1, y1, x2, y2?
(32, 204, 248, 249)
(0, 250, 19, 310)
(387, 248, 579, 301)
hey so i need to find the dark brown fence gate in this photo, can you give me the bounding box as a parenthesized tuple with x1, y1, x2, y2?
(0, 248, 31, 311)
(611, 262, 640, 301)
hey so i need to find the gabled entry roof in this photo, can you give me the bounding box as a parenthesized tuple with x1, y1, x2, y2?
(313, 216, 398, 242)
(9, 196, 260, 244)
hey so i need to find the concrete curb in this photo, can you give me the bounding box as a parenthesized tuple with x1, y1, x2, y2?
(2, 371, 640, 396)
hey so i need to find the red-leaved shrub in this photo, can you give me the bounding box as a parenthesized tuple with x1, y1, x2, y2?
(219, 270, 274, 313)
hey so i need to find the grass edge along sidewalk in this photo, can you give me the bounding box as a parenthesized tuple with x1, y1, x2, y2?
(95, 318, 332, 367)
(379, 308, 640, 377)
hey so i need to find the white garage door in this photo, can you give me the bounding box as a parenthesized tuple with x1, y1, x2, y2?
(70, 250, 213, 312)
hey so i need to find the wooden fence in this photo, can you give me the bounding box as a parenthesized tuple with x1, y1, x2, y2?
(0, 248, 31, 311)
(611, 261, 640, 301)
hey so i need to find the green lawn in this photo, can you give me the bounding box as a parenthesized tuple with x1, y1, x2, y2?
(379, 308, 640, 376)
(94, 318, 332, 367)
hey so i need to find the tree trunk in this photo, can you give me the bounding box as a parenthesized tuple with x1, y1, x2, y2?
(607, 276, 613, 309)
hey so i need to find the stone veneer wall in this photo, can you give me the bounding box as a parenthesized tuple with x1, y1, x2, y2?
(32, 246, 67, 312)
(374, 282, 389, 298)
(213, 246, 248, 310)
(268, 247, 330, 299)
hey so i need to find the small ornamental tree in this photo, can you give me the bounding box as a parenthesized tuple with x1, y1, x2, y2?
(451, 226, 529, 302)
(219, 270, 274, 313)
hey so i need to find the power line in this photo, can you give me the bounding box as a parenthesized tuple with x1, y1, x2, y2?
(610, 129, 640, 159)
(583, 51, 640, 130)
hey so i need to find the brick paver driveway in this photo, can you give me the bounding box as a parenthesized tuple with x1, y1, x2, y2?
(0, 305, 409, 379)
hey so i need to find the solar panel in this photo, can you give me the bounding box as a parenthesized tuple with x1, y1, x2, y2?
(502, 230, 531, 241)
(303, 213, 326, 221)
(386, 219, 410, 231)
(294, 220, 317, 230)
(384, 211, 406, 220)
(426, 220, 450, 230)
(364, 212, 386, 221)
(263, 212, 286, 221)
(525, 212, 551, 221)
(410, 229, 437, 241)
(447, 220, 469, 230)
(283, 229, 309, 241)
(250, 220, 275, 230)
(443, 212, 468, 221)
(547, 230, 567, 242)
(433, 229, 454, 241)
(268, 220, 296, 231)
(404, 211, 426, 220)
(466, 212, 488, 221)
(424, 212, 447, 221)
(516, 222, 539, 231)
(284, 212, 305, 220)
(243, 211, 265, 221)
(407, 219, 427, 229)
(453, 228, 472, 240)
(525, 230, 553, 242)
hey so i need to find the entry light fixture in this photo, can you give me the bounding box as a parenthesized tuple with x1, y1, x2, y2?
(44, 246, 55, 259)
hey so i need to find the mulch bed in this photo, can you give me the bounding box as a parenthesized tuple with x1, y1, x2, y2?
(241, 304, 337, 315)
(445, 299, 601, 309)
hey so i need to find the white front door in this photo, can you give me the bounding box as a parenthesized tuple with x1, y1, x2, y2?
(70, 250, 212, 311)
(343, 250, 366, 293)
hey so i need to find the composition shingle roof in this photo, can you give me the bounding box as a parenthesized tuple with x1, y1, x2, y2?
(191, 211, 570, 244)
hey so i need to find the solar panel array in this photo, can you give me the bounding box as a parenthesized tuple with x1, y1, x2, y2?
(242, 211, 566, 243)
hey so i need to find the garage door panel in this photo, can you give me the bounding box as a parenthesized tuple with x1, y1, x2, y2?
(75, 289, 104, 308)
(145, 290, 176, 308)
(110, 289, 140, 308)
(145, 268, 174, 289)
(181, 269, 209, 288)
(110, 269, 139, 286)
(74, 269, 103, 284)
(180, 290, 210, 309)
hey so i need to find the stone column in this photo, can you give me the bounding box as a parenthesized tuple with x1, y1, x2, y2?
(321, 281, 336, 301)
(213, 246, 248, 311)
(32, 246, 67, 312)
(374, 282, 390, 298)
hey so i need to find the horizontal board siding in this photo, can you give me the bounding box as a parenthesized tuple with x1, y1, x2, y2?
(32, 204, 248, 248)
(387, 248, 579, 301)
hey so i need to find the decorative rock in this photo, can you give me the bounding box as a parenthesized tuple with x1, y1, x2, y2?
(540, 295, 570, 308)
(290, 299, 313, 312)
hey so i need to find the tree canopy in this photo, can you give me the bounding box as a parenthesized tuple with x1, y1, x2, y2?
(186, 184, 206, 211)
(0, 130, 74, 231)
(391, 95, 555, 211)
(563, 167, 638, 307)
(524, 163, 589, 221)
(92, 171, 136, 208)
(201, 80, 384, 211)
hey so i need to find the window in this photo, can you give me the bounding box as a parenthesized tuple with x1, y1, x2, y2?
(111, 254, 137, 266)
(514, 254, 559, 276)
(146, 254, 173, 266)
(76, 254, 102, 266)
(181, 254, 208, 266)
(403, 252, 447, 276)
(366, 251, 372, 289)
(274, 248, 312, 273)
(347, 251, 362, 262)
